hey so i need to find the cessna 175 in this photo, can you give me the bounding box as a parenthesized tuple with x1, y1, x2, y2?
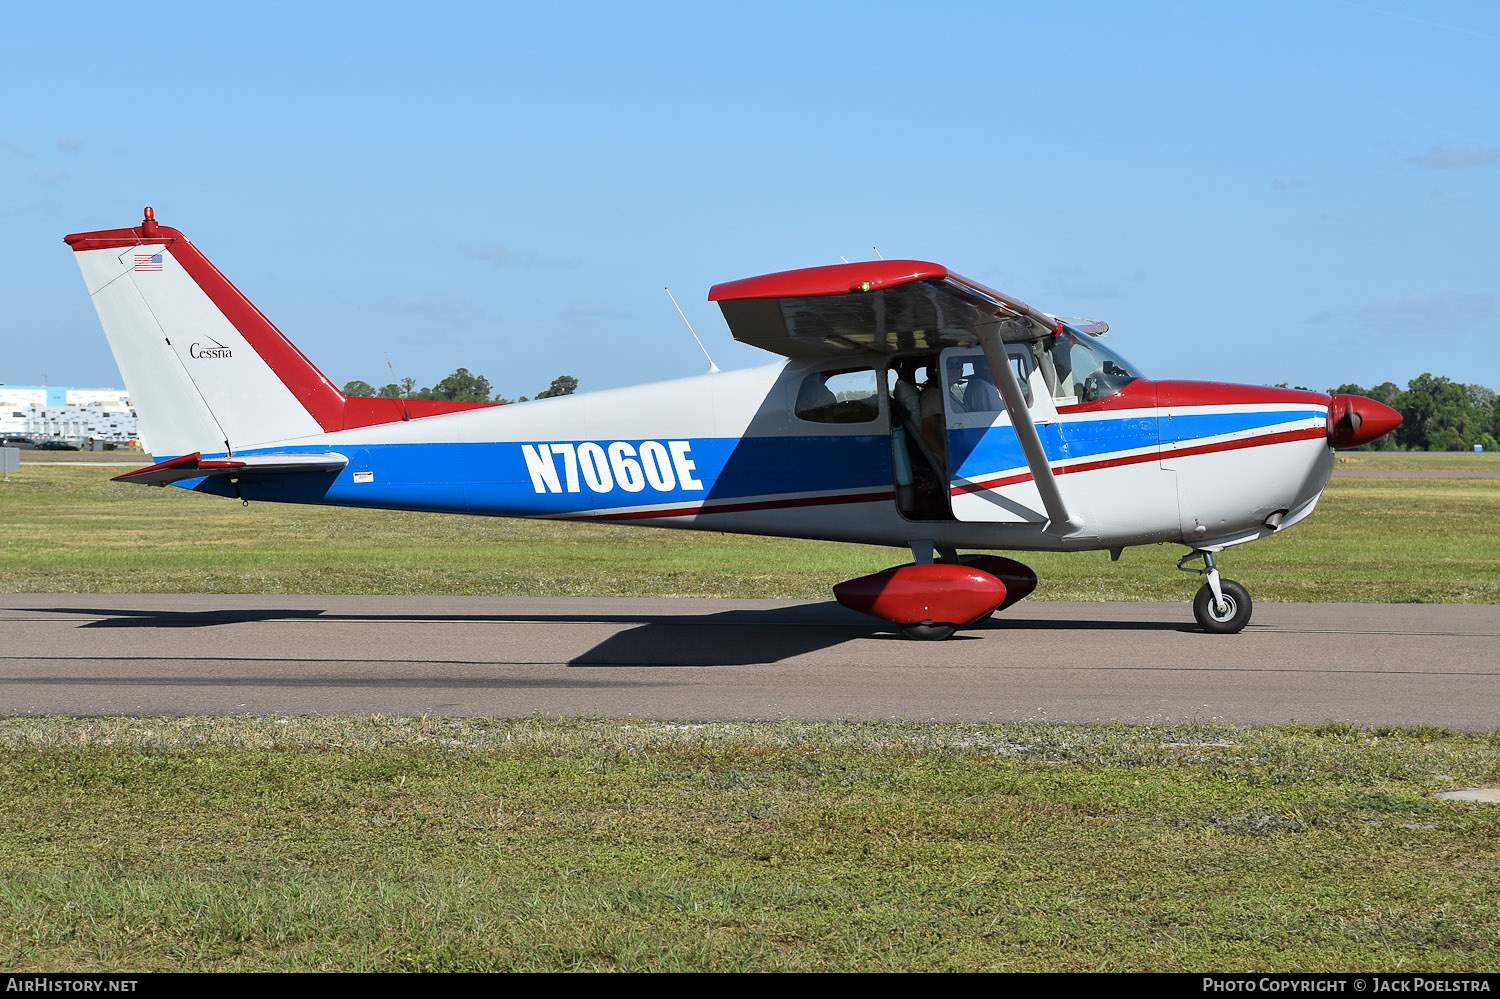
(64, 210, 1401, 639)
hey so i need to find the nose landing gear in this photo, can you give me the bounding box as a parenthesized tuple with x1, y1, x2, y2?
(1178, 550, 1253, 634)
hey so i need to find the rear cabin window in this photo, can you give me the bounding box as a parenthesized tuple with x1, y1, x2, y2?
(795, 368, 880, 423)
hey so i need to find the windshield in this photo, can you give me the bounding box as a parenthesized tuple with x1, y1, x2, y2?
(1047, 330, 1144, 404)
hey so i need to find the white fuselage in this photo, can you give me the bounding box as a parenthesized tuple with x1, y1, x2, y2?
(194, 356, 1335, 556)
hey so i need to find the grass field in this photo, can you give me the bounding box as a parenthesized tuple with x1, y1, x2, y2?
(4, 454, 1498, 971)
(3, 454, 1498, 603)
(2, 716, 1499, 972)
(1333, 451, 1500, 472)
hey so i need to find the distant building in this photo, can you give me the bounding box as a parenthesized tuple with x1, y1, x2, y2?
(0, 385, 131, 409)
(0, 384, 141, 447)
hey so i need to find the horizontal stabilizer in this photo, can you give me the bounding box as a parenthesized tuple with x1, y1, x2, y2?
(114, 451, 348, 487)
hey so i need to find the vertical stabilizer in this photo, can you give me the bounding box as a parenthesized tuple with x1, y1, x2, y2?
(64, 209, 339, 457)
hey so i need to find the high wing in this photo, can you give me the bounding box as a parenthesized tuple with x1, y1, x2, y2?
(709, 260, 1095, 537)
(708, 260, 1069, 358)
(115, 451, 348, 486)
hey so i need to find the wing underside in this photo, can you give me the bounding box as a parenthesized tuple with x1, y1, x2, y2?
(708, 260, 1075, 359)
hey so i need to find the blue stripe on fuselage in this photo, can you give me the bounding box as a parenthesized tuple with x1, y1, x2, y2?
(1157, 408, 1324, 446)
(948, 408, 1323, 480)
(186, 434, 895, 516)
(181, 408, 1323, 516)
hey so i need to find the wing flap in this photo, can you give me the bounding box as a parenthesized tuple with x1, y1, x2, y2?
(114, 451, 348, 486)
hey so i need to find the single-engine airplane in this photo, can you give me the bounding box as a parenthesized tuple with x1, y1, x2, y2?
(64, 209, 1401, 638)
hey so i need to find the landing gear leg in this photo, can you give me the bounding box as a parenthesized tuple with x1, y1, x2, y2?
(900, 621, 958, 641)
(1178, 550, 1253, 634)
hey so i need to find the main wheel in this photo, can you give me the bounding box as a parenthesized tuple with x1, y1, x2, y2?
(1193, 579, 1252, 634)
(900, 621, 958, 641)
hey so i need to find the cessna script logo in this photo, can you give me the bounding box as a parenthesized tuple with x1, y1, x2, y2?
(189, 337, 233, 359)
(521, 441, 702, 495)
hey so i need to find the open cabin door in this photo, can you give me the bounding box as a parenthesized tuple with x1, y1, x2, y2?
(940, 345, 1062, 524)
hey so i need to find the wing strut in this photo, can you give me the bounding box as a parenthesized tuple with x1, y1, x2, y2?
(975, 327, 1086, 537)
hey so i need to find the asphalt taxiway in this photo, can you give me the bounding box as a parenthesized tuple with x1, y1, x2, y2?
(3, 595, 1497, 729)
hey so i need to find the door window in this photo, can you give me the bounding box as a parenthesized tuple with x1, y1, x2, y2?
(943, 350, 1031, 416)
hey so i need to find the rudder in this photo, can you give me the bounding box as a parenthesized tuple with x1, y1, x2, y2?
(64, 209, 341, 458)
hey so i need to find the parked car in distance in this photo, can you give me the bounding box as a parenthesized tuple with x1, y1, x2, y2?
(1, 436, 38, 449)
(34, 440, 80, 451)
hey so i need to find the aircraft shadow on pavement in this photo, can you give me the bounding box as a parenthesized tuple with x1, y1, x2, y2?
(565, 605, 914, 667)
(993, 617, 1200, 634)
(17, 603, 1193, 669)
(24, 607, 331, 628)
(569, 610, 1196, 666)
(16, 603, 902, 665)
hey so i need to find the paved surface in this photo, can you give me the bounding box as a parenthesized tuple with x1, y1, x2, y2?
(3, 595, 1498, 729)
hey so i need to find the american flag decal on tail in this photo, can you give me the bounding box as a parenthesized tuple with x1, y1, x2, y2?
(133, 252, 163, 272)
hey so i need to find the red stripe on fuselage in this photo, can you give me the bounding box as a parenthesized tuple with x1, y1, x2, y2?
(952, 426, 1329, 496)
(582, 425, 1326, 521)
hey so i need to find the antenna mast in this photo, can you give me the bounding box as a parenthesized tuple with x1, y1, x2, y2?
(384, 352, 412, 421)
(664, 287, 720, 373)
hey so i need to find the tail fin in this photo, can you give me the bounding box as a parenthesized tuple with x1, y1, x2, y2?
(64, 208, 344, 457)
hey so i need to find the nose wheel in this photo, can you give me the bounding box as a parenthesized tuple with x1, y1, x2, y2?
(1192, 577, 1252, 633)
(1179, 550, 1253, 634)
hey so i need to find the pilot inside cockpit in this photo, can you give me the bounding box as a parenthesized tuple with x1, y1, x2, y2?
(1046, 329, 1144, 405)
(943, 354, 1010, 413)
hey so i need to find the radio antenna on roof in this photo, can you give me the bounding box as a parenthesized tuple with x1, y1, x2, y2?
(872, 245, 884, 260)
(384, 352, 412, 421)
(665, 286, 720, 374)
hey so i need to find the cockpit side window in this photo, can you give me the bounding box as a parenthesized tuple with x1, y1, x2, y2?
(794, 367, 880, 423)
(1049, 331, 1144, 405)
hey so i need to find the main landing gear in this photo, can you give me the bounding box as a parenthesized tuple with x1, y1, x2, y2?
(1178, 550, 1253, 634)
(832, 553, 1040, 641)
(833, 547, 1255, 639)
(900, 621, 959, 642)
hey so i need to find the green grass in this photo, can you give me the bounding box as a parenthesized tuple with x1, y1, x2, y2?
(1, 716, 1498, 971)
(2, 463, 1498, 602)
(1334, 451, 1500, 472)
(4, 463, 1497, 971)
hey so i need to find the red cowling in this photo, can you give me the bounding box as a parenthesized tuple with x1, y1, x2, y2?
(833, 564, 1006, 627)
(954, 555, 1038, 611)
(1328, 395, 1402, 449)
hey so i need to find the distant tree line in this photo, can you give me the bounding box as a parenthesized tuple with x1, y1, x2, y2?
(341, 370, 578, 406)
(1279, 373, 1499, 452)
(343, 368, 1494, 449)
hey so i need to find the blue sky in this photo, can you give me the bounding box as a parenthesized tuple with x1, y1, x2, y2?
(5, 0, 1497, 397)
